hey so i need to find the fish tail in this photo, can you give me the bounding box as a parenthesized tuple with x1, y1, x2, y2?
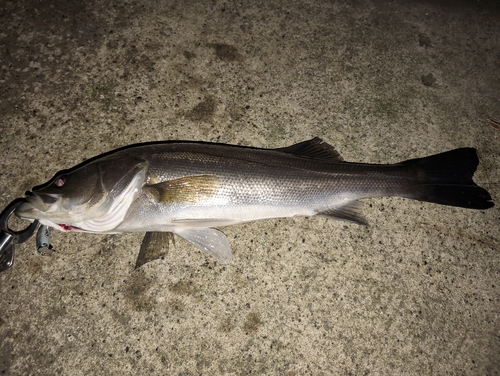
(402, 148, 494, 209)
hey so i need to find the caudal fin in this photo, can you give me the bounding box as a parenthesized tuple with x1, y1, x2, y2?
(402, 148, 494, 209)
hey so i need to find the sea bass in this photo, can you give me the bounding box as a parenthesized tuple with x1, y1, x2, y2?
(15, 138, 494, 262)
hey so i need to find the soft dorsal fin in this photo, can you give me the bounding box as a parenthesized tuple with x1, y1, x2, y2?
(276, 137, 343, 162)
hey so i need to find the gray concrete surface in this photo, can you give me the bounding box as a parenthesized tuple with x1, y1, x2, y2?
(1, 0, 499, 375)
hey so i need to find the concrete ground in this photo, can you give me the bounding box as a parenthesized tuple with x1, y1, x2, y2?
(1, 0, 499, 374)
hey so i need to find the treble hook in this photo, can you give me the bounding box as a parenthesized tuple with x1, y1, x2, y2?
(0, 199, 39, 272)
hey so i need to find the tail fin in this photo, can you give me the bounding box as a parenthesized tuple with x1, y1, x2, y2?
(403, 148, 494, 209)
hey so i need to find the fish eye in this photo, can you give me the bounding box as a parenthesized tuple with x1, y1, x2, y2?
(54, 176, 66, 187)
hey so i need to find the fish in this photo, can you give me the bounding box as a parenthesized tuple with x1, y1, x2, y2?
(15, 138, 494, 263)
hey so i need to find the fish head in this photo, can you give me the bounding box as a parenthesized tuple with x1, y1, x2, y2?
(15, 154, 148, 232)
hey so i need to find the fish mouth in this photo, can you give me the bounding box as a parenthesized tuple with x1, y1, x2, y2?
(15, 192, 60, 220)
(14, 201, 38, 220)
(23, 192, 60, 212)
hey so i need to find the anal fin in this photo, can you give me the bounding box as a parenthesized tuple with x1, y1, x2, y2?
(316, 200, 368, 226)
(174, 227, 232, 262)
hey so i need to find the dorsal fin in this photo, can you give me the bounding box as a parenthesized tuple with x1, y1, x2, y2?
(276, 137, 343, 162)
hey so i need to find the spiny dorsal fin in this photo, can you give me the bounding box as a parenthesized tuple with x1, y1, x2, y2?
(145, 174, 220, 204)
(276, 137, 343, 162)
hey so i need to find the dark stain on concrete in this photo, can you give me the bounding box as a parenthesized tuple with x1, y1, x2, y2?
(184, 96, 217, 122)
(242, 312, 262, 334)
(209, 43, 241, 62)
(219, 315, 236, 333)
(169, 279, 199, 296)
(0, 331, 13, 375)
(123, 271, 155, 312)
(418, 33, 432, 48)
(0, 0, 106, 115)
(125, 45, 156, 72)
(421, 73, 436, 86)
(183, 50, 197, 60)
(87, 80, 117, 108)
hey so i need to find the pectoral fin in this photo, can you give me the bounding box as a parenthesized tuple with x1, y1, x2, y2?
(145, 175, 220, 204)
(174, 227, 232, 262)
